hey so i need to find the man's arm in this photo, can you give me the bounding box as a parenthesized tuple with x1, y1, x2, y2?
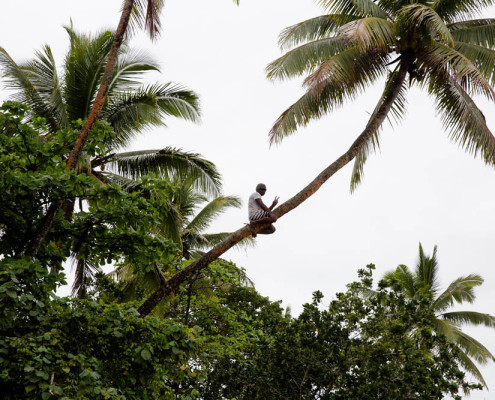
(255, 196, 279, 212)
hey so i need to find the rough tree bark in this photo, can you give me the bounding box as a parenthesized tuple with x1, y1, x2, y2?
(25, 0, 136, 258)
(137, 61, 410, 317)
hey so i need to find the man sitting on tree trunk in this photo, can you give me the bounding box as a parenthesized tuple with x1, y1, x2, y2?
(249, 183, 279, 237)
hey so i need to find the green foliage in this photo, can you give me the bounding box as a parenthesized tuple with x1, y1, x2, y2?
(268, 0, 495, 192)
(0, 258, 200, 399)
(383, 243, 495, 386)
(160, 265, 481, 399)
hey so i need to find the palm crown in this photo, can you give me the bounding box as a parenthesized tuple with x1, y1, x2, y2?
(0, 26, 221, 195)
(384, 243, 495, 386)
(267, 0, 495, 191)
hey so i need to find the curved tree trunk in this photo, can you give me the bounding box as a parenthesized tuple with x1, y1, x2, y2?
(25, 0, 136, 259)
(137, 61, 410, 317)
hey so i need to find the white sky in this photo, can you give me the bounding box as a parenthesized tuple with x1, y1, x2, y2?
(1, 1, 494, 397)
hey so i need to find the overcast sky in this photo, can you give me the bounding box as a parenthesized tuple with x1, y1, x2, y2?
(1, 1, 494, 397)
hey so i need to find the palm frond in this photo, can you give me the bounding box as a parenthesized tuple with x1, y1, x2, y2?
(267, 37, 349, 81)
(92, 170, 140, 189)
(0, 46, 60, 132)
(415, 243, 440, 295)
(128, 0, 165, 40)
(451, 327, 495, 365)
(421, 44, 495, 101)
(278, 14, 359, 50)
(454, 41, 495, 85)
(433, 274, 483, 311)
(433, 0, 495, 24)
(449, 19, 495, 48)
(453, 345, 488, 387)
(102, 83, 201, 149)
(396, 4, 454, 45)
(376, 0, 407, 15)
(185, 196, 242, 234)
(383, 264, 416, 298)
(318, 0, 390, 19)
(442, 311, 495, 328)
(71, 257, 101, 299)
(114, 262, 167, 300)
(269, 47, 388, 144)
(338, 17, 396, 52)
(350, 65, 408, 192)
(434, 318, 457, 342)
(421, 64, 495, 165)
(105, 147, 222, 196)
(63, 27, 115, 120)
(28, 45, 68, 128)
(303, 45, 388, 90)
(202, 233, 257, 251)
(109, 47, 161, 91)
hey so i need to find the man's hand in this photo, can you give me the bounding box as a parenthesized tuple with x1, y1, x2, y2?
(271, 196, 279, 208)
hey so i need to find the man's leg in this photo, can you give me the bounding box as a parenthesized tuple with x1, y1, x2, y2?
(259, 224, 276, 235)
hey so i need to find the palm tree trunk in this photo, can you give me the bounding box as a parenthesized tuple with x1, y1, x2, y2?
(25, 0, 135, 259)
(137, 61, 410, 317)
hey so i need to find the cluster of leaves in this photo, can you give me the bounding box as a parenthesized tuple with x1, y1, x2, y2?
(155, 263, 481, 399)
(0, 101, 202, 398)
(0, 258, 200, 399)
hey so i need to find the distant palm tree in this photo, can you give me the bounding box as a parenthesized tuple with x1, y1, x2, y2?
(114, 182, 251, 303)
(384, 243, 495, 386)
(0, 26, 221, 195)
(267, 0, 495, 192)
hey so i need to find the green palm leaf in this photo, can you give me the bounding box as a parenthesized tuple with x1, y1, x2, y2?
(269, 46, 388, 144)
(454, 41, 495, 85)
(383, 264, 416, 298)
(318, 0, 390, 19)
(433, 274, 483, 312)
(72, 258, 101, 299)
(303, 45, 388, 90)
(449, 19, 495, 48)
(421, 43, 495, 100)
(102, 83, 200, 149)
(453, 346, 488, 388)
(442, 311, 495, 328)
(267, 37, 349, 81)
(350, 65, 408, 192)
(397, 4, 454, 45)
(415, 243, 440, 294)
(92, 170, 140, 189)
(0, 47, 60, 132)
(185, 195, 242, 234)
(278, 14, 359, 50)
(64, 28, 115, 119)
(28, 45, 68, 128)
(452, 327, 495, 364)
(338, 17, 396, 51)
(422, 69, 495, 165)
(434, 0, 495, 23)
(105, 147, 222, 196)
(109, 47, 161, 91)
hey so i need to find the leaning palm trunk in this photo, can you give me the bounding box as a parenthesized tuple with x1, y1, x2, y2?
(137, 61, 409, 316)
(25, 0, 136, 258)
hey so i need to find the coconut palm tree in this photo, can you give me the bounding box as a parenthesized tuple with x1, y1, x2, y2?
(0, 26, 221, 196)
(137, 0, 495, 317)
(384, 243, 495, 386)
(267, 0, 495, 191)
